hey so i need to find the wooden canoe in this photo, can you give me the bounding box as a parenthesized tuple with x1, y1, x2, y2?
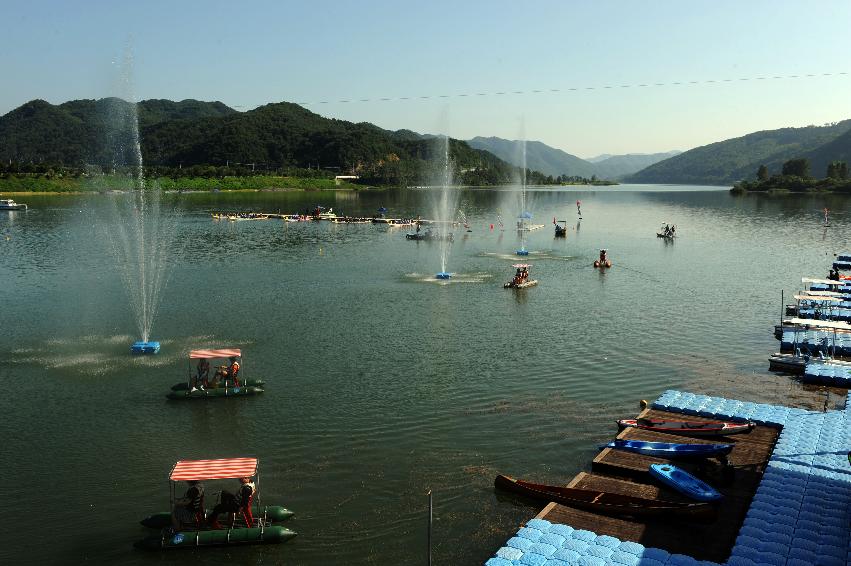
(617, 418, 755, 437)
(494, 474, 716, 518)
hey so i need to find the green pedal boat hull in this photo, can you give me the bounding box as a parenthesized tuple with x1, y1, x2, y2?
(171, 379, 265, 391)
(166, 386, 264, 400)
(140, 505, 294, 529)
(135, 525, 296, 550)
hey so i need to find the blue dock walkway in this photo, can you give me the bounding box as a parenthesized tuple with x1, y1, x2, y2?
(485, 390, 850, 566)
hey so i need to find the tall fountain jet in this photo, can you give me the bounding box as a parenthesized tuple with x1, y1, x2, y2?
(516, 134, 531, 256)
(433, 133, 457, 279)
(100, 47, 180, 354)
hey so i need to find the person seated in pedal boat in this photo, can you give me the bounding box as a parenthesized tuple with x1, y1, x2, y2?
(171, 480, 205, 530)
(513, 268, 523, 286)
(190, 358, 211, 391)
(521, 267, 529, 281)
(599, 249, 609, 264)
(207, 477, 256, 529)
(213, 356, 241, 388)
(829, 267, 840, 281)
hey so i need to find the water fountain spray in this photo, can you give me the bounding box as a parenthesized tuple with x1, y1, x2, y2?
(430, 113, 459, 280)
(516, 134, 531, 256)
(99, 47, 182, 354)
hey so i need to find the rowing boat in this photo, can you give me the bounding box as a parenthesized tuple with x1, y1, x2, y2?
(617, 418, 755, 437)
(494, 474, 715, 518)
(603, 439, 733, 460)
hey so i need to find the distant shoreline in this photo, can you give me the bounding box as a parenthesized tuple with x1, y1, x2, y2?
(731, 175, 851, 194)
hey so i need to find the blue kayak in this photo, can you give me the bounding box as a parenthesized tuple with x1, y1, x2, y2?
(603, 440, 733, 460)
(649, 463, 723, 502)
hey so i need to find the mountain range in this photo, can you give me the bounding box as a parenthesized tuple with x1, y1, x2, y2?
(466, 136, 679, 179)
(4, 97, 851, 186)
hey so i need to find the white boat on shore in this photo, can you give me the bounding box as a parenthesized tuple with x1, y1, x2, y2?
(0, 199, 27, 211)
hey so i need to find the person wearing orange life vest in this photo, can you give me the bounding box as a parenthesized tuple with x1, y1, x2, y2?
(224, 357, 240, 387)
(212, 356, 240, 388)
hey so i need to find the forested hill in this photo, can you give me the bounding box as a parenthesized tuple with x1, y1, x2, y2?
(0, 98, 529, 186)
(625, 120, 851, 185)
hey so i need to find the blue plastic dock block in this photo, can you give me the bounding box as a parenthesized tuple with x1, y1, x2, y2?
(131, 340, 160, 355)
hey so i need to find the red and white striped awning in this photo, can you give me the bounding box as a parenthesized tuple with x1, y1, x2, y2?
(170, 458, 258, 481)
(189, 348, 242, 359)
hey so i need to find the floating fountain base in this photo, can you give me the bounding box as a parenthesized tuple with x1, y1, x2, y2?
(516, 249, 529, 256)
(435, 272, 452, 280)
(131, 341, 161, 355)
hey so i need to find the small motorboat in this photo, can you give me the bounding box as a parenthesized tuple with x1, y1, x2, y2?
(649, 463, 723, 502)
(504, 263, 538, 289)
(593, 248, 612, 268)
(136, 457, 297, 550)
(617, 417, 755, 437)
(602, 440, 734, 460)
(494, 474, 715, 518)
(0, 198, 27, 210)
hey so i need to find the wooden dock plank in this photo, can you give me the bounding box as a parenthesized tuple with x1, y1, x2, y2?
(537, 409, 779, 563)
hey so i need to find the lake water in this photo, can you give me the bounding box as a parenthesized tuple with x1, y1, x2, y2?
(1, 185, 845, 565)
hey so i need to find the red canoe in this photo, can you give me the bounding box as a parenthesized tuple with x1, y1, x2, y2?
(617, 418, 755, 437)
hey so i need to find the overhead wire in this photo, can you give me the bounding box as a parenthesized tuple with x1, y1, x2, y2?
(295, 71, 848, 106)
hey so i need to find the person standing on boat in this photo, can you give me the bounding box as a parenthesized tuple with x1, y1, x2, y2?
(207, 477, 256, 529)
(171, 481, 205, 530)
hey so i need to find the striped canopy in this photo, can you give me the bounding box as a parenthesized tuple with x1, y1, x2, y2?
(170, 458, 258, 481)
(189, 348, 241, 359)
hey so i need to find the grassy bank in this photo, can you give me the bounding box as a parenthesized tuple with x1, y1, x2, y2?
(0, 174, 364, 193)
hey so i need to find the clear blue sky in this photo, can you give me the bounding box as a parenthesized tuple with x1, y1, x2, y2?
(3, 0, 850, 157)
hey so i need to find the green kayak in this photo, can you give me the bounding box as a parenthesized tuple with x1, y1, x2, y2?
(135, 525, 296, 550)
(166, 386, 264, 400)
(140, 505, 294, 529)
(171, 379, 265, 391)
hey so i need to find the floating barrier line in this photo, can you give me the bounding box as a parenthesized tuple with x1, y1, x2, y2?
(296, 71, 848, 106)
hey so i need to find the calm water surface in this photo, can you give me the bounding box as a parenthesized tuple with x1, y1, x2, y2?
(1, 185, 846, 565)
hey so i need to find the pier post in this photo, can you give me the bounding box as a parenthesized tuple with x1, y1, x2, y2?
(427, 490, 432, 566)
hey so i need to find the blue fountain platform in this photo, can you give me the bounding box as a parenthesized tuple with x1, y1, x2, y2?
(515, 249, 529, 256)
(435, 272, 452, 280)
(131, 341, 161, 355)
(486, 389, 851, 566)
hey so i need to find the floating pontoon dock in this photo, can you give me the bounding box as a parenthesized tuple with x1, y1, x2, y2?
(486, 389, 850, 566)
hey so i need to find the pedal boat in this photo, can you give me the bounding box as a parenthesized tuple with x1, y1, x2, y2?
(136, 457, 296, 550)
